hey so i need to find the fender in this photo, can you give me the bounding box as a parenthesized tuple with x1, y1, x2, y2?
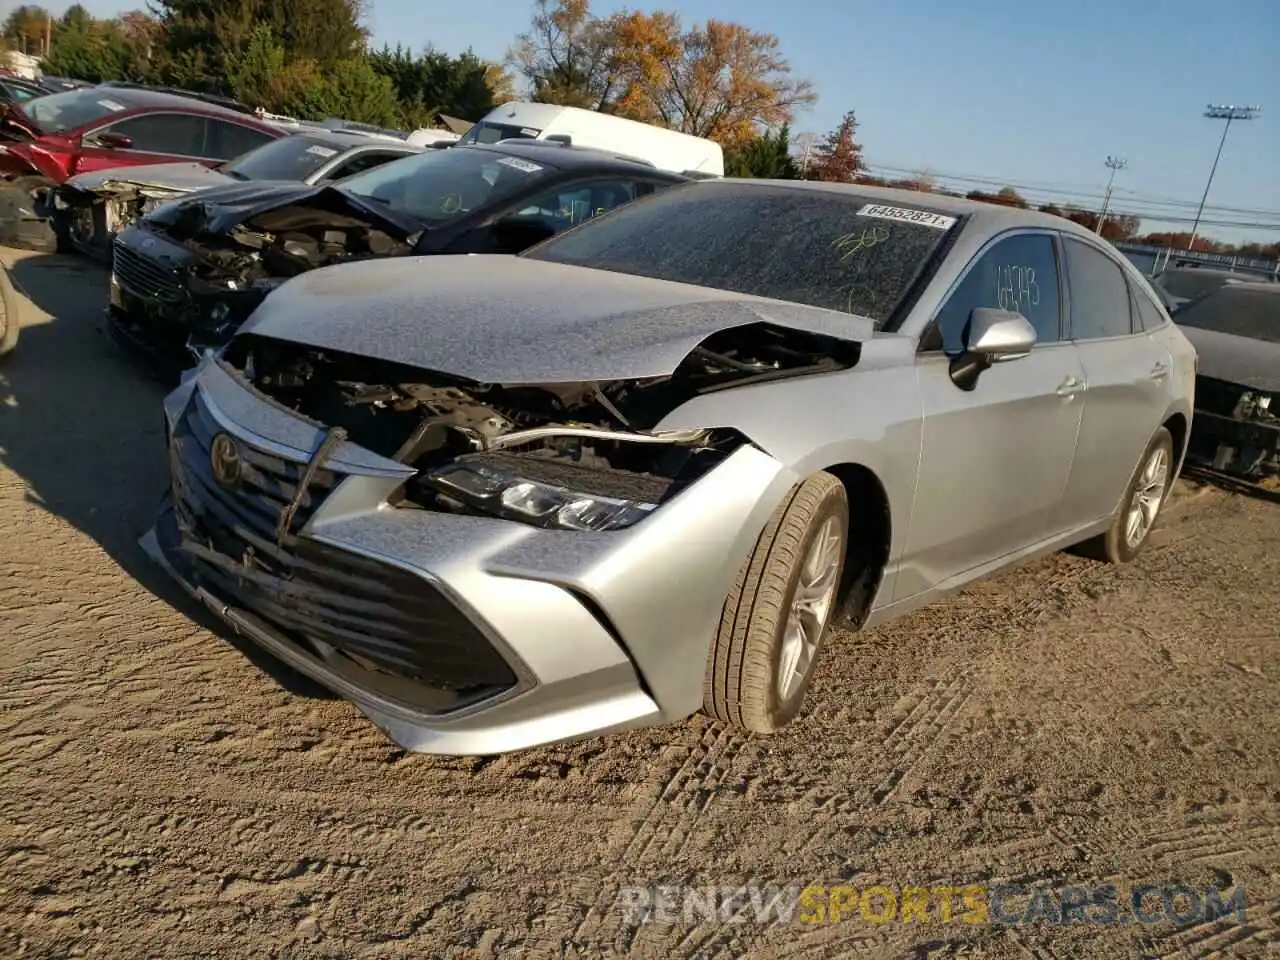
(2, 140, 73, 182)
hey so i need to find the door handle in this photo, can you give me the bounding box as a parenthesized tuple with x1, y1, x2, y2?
(1150, 362, 1169, 381)
(1056, 377, 1086, 398)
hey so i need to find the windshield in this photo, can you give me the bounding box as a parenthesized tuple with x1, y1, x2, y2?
(338, 146, 552, 225)
(1156, 268, 1246, 302)
(221, 135, 345, 181)
(1175, 288, 1280, 343)
(459, 121, 542, 145)
(524, 182, 960, 324)
(19, 87, 135, 133)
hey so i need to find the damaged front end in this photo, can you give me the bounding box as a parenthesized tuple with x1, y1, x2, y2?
(146, 321, 854, 751)
(1187, 377, 1279, 479)
(52, 178, 189, 261)
(110, 188, 421, 370)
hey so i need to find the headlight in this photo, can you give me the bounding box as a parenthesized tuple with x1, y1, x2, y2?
(422, 460, 657, 531)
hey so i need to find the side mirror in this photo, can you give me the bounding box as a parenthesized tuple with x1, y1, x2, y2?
(490, 216, 557, 254)
(948, 308, 1037, 392)
(91, 131, 133, 149)
(967, 307, 1037, 361)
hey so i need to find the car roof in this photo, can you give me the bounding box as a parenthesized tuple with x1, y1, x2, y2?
(286, 129, 419, 150)
(470, 140, 688, 179)
(67, 86, 265, 123)
(702, 178, 1110, 238)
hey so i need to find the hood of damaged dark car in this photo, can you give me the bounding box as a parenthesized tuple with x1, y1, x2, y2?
(1180, 325, 1280, 393)
(142, 180, 425, 239)
(236, 254, 876, 383)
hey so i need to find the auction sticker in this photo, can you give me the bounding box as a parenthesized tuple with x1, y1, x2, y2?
(496, 156, 542, 174)
(96, 99, 127, 112)
(305, 145, 339, 158)
(857, 204, 956, 230)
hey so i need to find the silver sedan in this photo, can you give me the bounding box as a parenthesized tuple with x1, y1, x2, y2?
(143, 180, 1197, 754)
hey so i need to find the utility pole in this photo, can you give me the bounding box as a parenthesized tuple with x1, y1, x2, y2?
(1187, 104, 1260, 251)
(1095, 155, 1128, 236)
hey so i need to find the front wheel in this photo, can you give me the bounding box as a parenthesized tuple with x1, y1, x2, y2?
(0, 261, 21, 359)
(703, 471, 848, 733)
(1084, 427, 1174, 564)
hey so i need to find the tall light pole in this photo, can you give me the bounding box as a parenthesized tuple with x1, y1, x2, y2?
(1187, 104, 1260, 251)
(1095, 155, 1128, 235)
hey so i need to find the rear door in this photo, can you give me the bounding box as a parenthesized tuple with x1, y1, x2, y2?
(1057, 235, 1170, 526)
(898, 230, 1086, 598)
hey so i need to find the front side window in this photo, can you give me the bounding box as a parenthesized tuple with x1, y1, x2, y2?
(512, 179, 638, 228)
(338, 146, 554, 225)
(923, 233, 1063, 354)
(524, 182, 959, 325)
(99, 113, 207, 157)
(1062, 237, 1134, 340)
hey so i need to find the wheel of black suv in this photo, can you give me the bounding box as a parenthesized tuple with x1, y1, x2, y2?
(1085, 427, 1174, 564)
(0, 261, 20, 360)
(703, 471, 848, 733)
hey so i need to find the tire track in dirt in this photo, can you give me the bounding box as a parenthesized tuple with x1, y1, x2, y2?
(1151, 898, 1280, 958)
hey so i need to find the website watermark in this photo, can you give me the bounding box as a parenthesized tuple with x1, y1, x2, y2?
(613, 882, 1248, 928)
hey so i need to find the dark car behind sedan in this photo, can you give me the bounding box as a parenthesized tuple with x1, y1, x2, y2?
(107, 141, 687, 376)
(1175, 281, 1280, 479)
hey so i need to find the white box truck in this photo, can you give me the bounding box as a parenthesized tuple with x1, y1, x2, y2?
(458, 102, 724, 177)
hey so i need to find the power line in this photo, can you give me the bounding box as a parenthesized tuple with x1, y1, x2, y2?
(862, 162, 1280, 219)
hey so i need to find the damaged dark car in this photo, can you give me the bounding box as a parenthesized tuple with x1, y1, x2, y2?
(107, 140, 687, 374)
(1175, 281, 1280, 481)
(143, 181, 1196, 754)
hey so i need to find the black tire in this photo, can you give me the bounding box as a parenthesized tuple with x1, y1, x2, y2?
(1082, 427, 1175, 564)
(0, 179, 60, 254)
(704, 471, 848, 733)
(0, 262, 20, 360)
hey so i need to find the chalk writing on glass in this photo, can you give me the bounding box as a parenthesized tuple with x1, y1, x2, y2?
(833, 225, 890, 263)
(994, 264, 1040, 314)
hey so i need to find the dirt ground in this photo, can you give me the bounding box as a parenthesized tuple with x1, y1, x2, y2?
(0, 246, 1277, 960)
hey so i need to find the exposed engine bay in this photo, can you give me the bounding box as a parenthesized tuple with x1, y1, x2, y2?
(1190, 376, 1279, 479)
(223, 324, 856, 528)
(153, 200, 416, 289)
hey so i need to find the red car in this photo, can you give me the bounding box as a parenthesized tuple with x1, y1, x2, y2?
(0, 86, 285, 186)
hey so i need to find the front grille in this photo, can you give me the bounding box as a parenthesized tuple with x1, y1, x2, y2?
(113, 235, 185, 303)
(170, 394, 517, 696)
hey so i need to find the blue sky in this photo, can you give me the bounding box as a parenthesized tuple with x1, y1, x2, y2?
(76, 0, 1279, 244)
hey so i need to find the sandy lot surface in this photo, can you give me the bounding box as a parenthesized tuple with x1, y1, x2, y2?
(1, 247, 1277, 959)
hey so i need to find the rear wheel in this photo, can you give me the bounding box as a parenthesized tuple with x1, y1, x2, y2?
(1084, 427, 1174, 564)
(703, 471, 848, 733)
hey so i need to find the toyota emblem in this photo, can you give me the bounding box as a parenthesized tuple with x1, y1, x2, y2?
(209, 433, 242, 489)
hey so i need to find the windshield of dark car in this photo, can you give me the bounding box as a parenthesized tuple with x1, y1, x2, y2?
(1174, 288, 1280, 343)
(19, 88, 136, 133)
(523, 182, 959, 324)
(220, 135, 346, 181)
(1156, 268, 1247, 301)
(337, 146, 552, 224)
(458, 121, 542, 145)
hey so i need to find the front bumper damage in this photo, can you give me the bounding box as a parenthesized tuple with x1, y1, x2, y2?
(143, 356, 797, 754)
(1186, 376, 1279, 478)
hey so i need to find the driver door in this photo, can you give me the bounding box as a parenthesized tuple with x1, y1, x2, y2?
(894, 231, 1086, 601)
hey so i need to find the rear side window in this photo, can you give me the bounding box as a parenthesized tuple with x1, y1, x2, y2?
(327, 150, 408, 180)
(924, 233, 1063, 354)
(101, 113, 207, 157)
(1063, 237, 1134, 339)
(1129, 281, 1167, 332)
(206, 119, 275, 161)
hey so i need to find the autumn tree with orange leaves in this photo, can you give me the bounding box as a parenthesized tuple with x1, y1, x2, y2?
(808, 110, 862, 183)
(508, 0, 815, 145)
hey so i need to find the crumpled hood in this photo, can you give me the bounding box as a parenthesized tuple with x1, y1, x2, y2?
(64, 161, 233, 196)
(142, 180, 424, 239)
(237, 254, 876, 383)
(1181, 325, 1280, 393)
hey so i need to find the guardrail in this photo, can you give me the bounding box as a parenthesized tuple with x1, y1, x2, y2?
(1113, 241, 1279, 279)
